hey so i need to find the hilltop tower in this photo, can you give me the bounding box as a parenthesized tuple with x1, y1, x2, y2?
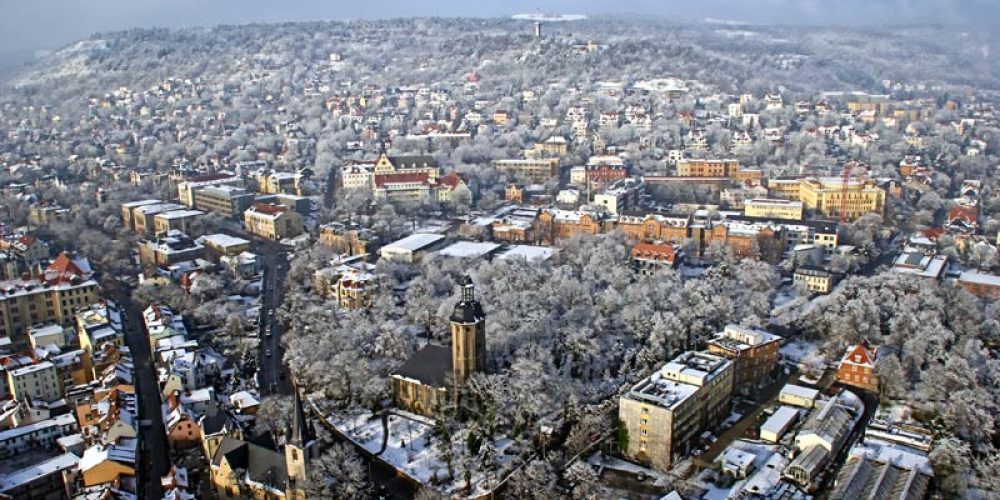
(450, 275, 486, 382)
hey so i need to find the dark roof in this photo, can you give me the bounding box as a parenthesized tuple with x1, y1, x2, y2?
(289, 386, 315, 448)
(392, 344, 451, 388)
(451, 298, 485, 324)
(388, 155, 438, 169)
(212, 435, 289, 490)
(199, 401, 234, 435)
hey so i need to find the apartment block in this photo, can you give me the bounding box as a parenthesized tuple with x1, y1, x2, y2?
(707, 325, 782, 396)
(744, 199, 804, 220)
(619, 351, 734, 470)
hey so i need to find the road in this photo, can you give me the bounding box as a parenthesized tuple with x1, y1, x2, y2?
(250, 238, 293, 397)
(107, 283, 170, 500)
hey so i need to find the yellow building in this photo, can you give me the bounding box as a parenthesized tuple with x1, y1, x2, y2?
(676, 159, 739, 177)
(767, 179, 802, 200)
(798, 177, 885, 220)
(619, 351, 734, 471)
(244, 204, 304, 241)
(744, 199, 804, 220)
(0, 252, 99, 344)
(794, 265, 835, 293)
(7, 361, 62, 402)
(372, 153, 440, 181)
(492, 158, 561, 183)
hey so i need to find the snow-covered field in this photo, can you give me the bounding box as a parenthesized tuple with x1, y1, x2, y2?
(323, 406, 519, 498)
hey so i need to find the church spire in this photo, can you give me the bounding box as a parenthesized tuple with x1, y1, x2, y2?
(289, 383, 315, 447)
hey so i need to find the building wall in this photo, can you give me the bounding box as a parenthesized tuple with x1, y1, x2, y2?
(0, 283, 99, 343)
(8, 363, 62, 402)
(619, 395, 677, 471)
(745, 200, 804, 220)
(798, 179, 885, 220)
(492, 159, 560, 183)
(390, 377, 446, 417)
(676, 159, 738, 177)
(837, 363, 878, 392)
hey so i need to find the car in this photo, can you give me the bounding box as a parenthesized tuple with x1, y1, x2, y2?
(265, 349, 272, 357)
(266, 330, 272, 337)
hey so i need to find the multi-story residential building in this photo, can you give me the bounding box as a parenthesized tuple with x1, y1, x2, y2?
(243, 203, 304, 241)
(341, 162, 375, 190)
(593, 178, 644, 216)
(191, 185, 255, 218)
(0, 452, 79, 499)
(372, 172, 434, 203)
(254, 170, 302, 195)
(76, 301, 124, 354)
(836, 344, 880, 392)
(7, 361, 62, 402)
(0, 235, 50, 281)
(0, 252, 99, 344)
(744, 199, 804, 220)
(0, 413, 78, 457)
(631, 241, 682, 274)
(794, 265, 836, 293)
(318, 224, 372, 255)
(676, 159, 739, 177)
(707, 325, 782, 396)
(619, 351, 734, 470)
(569, 164, 628, 189)
(798, 177, 885, 220)
(177, 173, 244, 208)
(492, 158, 560, 183)
(372, 153, 440, 181)
(137, 231, 206, 268)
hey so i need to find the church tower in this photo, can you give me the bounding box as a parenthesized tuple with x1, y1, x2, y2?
(451, 275, 486, 382)
(285, 384, 317, 498)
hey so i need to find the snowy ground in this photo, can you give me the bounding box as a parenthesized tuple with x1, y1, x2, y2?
(587, 452, 671, 488)
(323, 406, 519, 498)
(778, 340, 819, 365)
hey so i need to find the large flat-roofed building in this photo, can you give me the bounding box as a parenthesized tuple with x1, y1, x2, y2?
(243, 203, 304, 241)
(130, 203, 186, 234)
(197, 234, 251, 258)
(192, 185, 254, 218)
(492, 158, 560, 183)
(744, 199, 804, 220)
(120, 199, 162, 230)
(152, 209, 204, 236)
(379, 233, 447, 263)
(707, 325, 782, 396)
(177, 173, 243, 207)
(798, 177, 885, 220)
(137, 231, 206, 268)
(619, 351, 734, 470)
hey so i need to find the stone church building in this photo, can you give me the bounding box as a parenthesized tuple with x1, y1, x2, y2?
(390, 275, 486, 417)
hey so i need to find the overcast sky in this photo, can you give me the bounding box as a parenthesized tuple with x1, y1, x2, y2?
(2, 0, 999, 52)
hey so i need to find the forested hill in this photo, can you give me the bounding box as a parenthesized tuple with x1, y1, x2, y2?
(2, 18, 999, 110)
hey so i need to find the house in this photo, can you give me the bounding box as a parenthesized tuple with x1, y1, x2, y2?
(631, 241, 682, 274)
(892, 251, 947, 280)
(836, 344, 880, 392)
(794, 265, 836, 294)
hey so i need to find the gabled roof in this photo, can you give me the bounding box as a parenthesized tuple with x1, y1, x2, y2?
(391, 344, 451, 388)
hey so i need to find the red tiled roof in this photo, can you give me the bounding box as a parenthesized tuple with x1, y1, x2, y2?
(45, 252, 87, 283)
(948, 206, 978, 224)
(631, 242, 677, 262)
(251, 203, 288, 215)
(438, 172, 463, 189)
(922, 227, 946, 240)
(373, 172, 429, 188)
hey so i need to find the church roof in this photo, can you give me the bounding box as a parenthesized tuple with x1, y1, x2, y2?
(391, 344, 452, 388)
